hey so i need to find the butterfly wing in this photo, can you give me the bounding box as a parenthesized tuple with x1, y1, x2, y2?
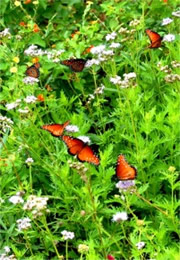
(62, 135, 85, 155)
(116, 155, 137, 180)
(145, 29, 162, 48)
(61, 59, 86, 72)
(78, 145, 100, 165)
(62, 135, 100, 165)
(26, 63, 40, 78)
(42, 120, 70, 137)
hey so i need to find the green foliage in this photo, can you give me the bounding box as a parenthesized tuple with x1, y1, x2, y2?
(0, 0, 179, 259)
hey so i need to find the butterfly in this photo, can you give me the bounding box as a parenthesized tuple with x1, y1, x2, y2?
(61, 59, 87, 72)
(116, 155, 137, 180)
(145, 29, 162, 48)
(62, 135, 100, 165)
(41, 120, 70, 137)
(25, 62, 40, 78)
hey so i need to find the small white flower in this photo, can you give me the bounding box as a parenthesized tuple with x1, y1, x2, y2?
(4, 246, 11, 253)
(136, 241, 146, 250)
(0, 198, 5, 203)
(85, 59, 100, 68)
(103, 50, 114, 56)
(112, 211, 128, 222)
(129, 19, 140, 27)
(94, 84, 105, 94)
(90, 45, 106, 55)
(110, 75, 121, 84)
(23, 76, 39, 85)
(78, 136, 91, 144)
(110, 42, 121, 49)
(9, 195, 24, 204)
(17, 217, 31, 231)
(163, 34, 175, 42)
(18, 108, 29, 113)
(25, 157, 34, 164)
(161, 17, 173, 26)
(105, 32, 117, 41)
(61, 230, 75, 240)
(5, 102, 19, 110)
(65, 125, 79, 133)
(0, 28, 11, 38)
(172, 10, 180, 18)
(123, 72, 136, 80)
(52, 58, 60, 63)
(24, 95, 37, 104)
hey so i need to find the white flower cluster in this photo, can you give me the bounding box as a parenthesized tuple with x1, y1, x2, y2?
(23, 76, 39, 85)
(24, 95, 37, 104)
(136, 241, 146, 250)
(9, 191, 24, 205)
(5, 99, 21, 110)
(163, 34, 175, 42)
(18, 107, 29, 114)
(165, 74, 180, 83)
(0, 246, 16, 260)
(161, 17, 173, 26)
(0, 28, 11, 38)
(87, 84, 105, 104)
(157, 61, 180, 83)
(171, 60, 180, 68)
(46, 49, 65, 63)
(0, 115, 13, 132)
(112, 212, 128, 222)
(24, 45, 45, 56)
(129, 19, 140, 27)
(85, 43, 119, 67)
(23, 195, 49, 218)
(116, 180, 135, 192)
(25, 157, 34, 164)
(110, 72, 136, 88)
(16, 217, 31, 231)
(65, 124, 79, 133)
(61, 230, 75, 240)
(24, 45, 65, 63)
(105, 32, 117, 41)
(78, 244, 89, 254)
(172, 10, 180, 17)
(118, 25, 136, 42)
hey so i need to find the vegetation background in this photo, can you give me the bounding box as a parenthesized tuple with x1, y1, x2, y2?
(0, 0, 179, 259)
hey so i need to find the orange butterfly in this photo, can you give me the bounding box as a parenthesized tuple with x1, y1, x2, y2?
(26, 62, 40, 78)
(116, 155, 137, 180)
(62, 135, 100, 165)
(61, 59, 87, 72)
(145, 29, 162, 48)
(42, 120, 70, 137)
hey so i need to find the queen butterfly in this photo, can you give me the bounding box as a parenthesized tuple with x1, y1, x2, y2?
(41, 120, 70, 137)
(116, 155, 137, 180)
(61, 59, 87, 72)
(145, 29, 162, 48)
(25, 62, 40, 78)
(62, 135, 100, 165)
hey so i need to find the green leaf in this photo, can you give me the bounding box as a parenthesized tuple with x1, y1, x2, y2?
(28, 34, 46, 47)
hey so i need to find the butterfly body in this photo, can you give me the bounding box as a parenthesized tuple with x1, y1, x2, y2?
(145, 29, 162, 48)
(61, 59, 87, 72)
(62, 135, 100, 165)
(42, 121, 70, 137)
(25, 62, 40, 78)
(116, 155, 137, 180)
